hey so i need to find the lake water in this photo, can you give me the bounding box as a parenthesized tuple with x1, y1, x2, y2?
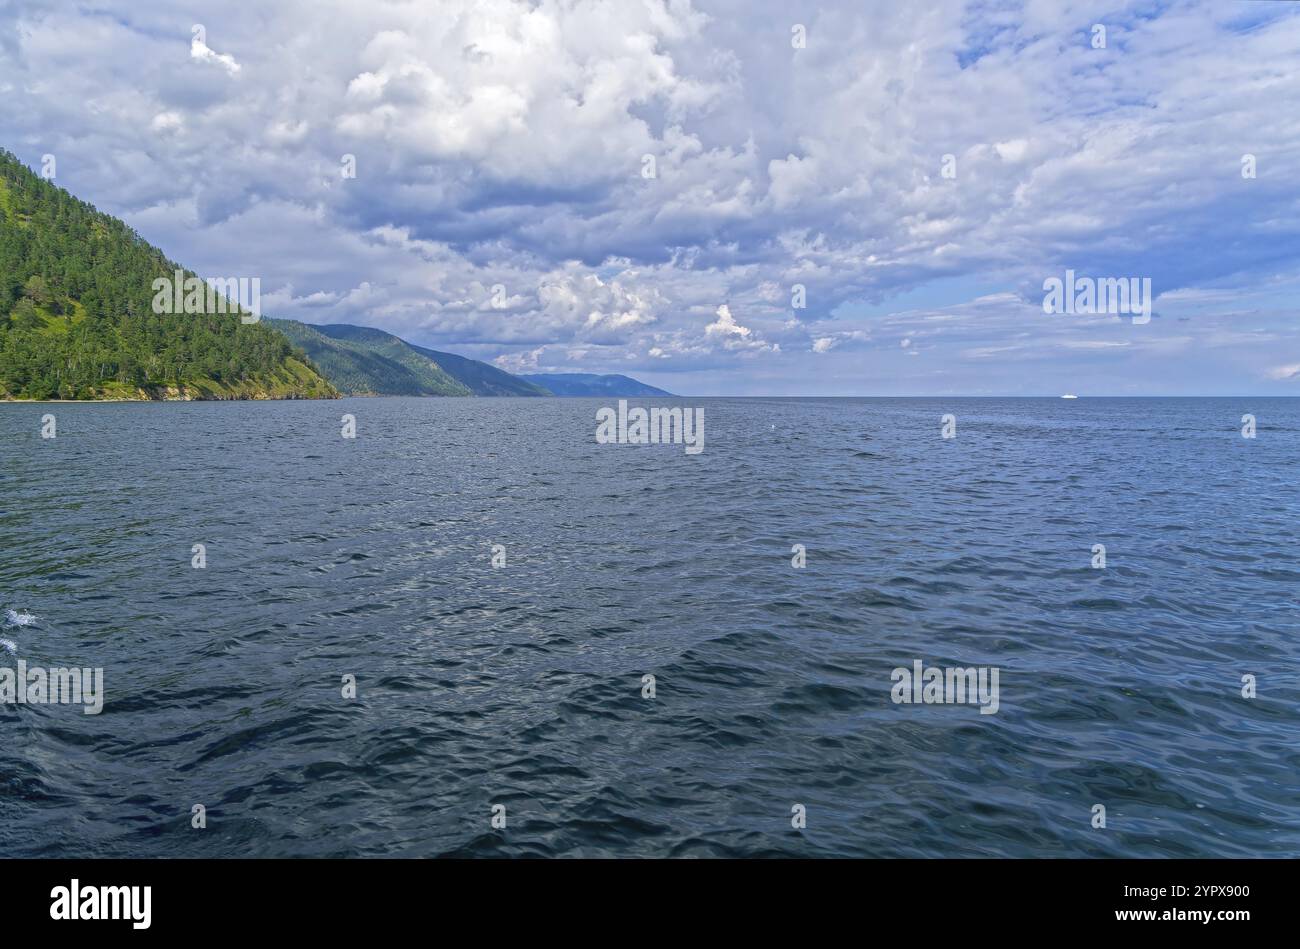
(1, 397, 1297, 857)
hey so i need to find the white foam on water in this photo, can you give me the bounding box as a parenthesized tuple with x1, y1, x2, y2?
(4, 609, 37, 627)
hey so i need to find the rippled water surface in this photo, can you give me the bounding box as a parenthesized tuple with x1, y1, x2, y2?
(1, 397, 1297, 857)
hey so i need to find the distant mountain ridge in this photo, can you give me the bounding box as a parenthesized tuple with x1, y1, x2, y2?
(268, 320, 471, 396)
(271, 319, 668, 398)
(406, 343, 552, 397)
(269, 319, 551, 397)
(519, 373, 674, 397)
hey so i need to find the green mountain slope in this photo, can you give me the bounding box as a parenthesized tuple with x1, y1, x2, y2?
(405, 343, 551, 397)
(268, 319, 471, 396)
(270, 319, 551, 397)
(0, 149, 336, 400)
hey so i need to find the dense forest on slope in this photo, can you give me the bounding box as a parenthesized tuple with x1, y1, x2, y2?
(270, 319, 551, 397)
(268, 319, 471, 396)
(404, 342, 551, 397)
(0, 150, 335, 400)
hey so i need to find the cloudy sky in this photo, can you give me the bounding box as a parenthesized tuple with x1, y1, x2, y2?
(2, 0, 1299, 395)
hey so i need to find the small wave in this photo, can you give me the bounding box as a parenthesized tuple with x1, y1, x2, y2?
(4, 610, 37, 628)
(0, 639, 15, 655)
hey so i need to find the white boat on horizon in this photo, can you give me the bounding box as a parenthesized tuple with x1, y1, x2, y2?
(1061, 393, 1079, 399)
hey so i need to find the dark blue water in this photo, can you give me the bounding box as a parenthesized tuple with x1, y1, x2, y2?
(1, 397, 1297, 857)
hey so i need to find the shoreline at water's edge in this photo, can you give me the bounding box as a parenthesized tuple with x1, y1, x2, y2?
(0, 393, 341, 403)
(6, 394, 1300, 403)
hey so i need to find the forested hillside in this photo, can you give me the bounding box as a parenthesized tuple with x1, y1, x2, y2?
(405, 343, 550, 397)
(268, 319, 471, 396)
(0, 150, 335, 400)
(270, 319, 551, 397)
